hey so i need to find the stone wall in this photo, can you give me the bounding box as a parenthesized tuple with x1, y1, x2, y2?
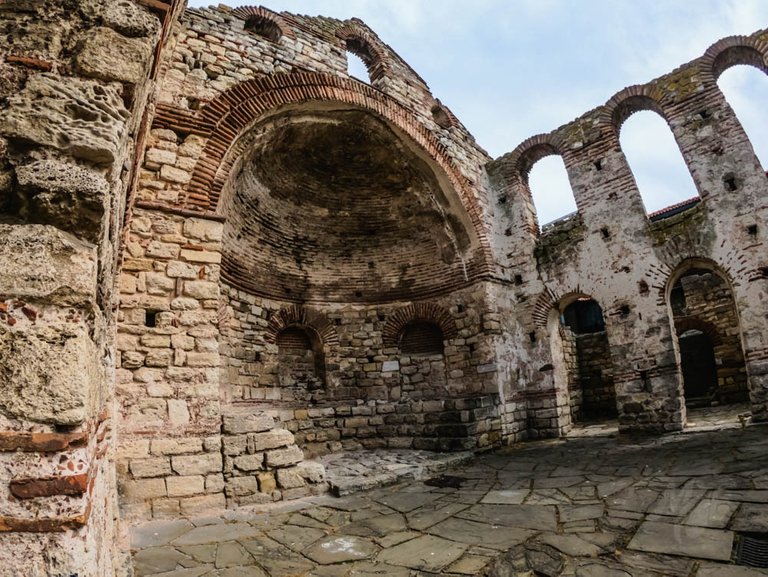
(219, 283, 503, 457)
(0, 0, 178, 574)
(489, 28, 768, 435)
(574, 332, 617, 420)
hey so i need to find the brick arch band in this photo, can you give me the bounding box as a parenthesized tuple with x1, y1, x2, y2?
(156, 72, 492, 272)
(700, 35, 768, 82)
(382, 304, 458, 347)
(265, 305, 339, 347)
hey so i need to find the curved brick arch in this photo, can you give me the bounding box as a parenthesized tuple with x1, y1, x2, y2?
(601, 84, 669, 131)
(701, 35, 768, 82)
(512, 133, 569, 187)
(182, 72, 492, 270)
(532, 289, 558, 329)
(382, 303, 458, 346)
(664, 256, 737, 298)
(674, 317, 723, 346)
(231, 6, 295, 41)
(265, 305, 339, 347)
(336, 22, 390, 82)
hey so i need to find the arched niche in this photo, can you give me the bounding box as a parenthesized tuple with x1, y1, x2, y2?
(276, 325, 327, 401)
(666, 262, 748, 406)
(219, 104, 484, 304)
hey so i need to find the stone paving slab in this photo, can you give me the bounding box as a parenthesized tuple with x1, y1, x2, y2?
(628, 520, 733, 561)
(132, 424, 768, 577)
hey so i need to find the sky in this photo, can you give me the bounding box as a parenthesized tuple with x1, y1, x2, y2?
(187, 0, 768, 224)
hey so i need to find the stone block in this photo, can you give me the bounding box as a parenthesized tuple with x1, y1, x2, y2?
(167, 399, 191, 425)
(166, 475, 205, 497)
(171, 453, 222, 476)
(130, 458, 172, 479)
(160, 165, 192, 184)
(225, 476, 258, 497)
(276, 468, 306, 489)
(296, 461, 326, 483)
(222, 413, 275, 434)
(183, 218, 224, 242)
(249, 429, 295, 452)
(257, 472, 276, 493)
(233, 453, 264, 472)
(145, 148, 177, 166)
(265, 446, 303, 468)
(75, 26, 153, 84)
(180, 494, 226, 517)
(122, 478, 167, 501)
(205, 473, 225, 493)
(15, 160, 109, 243)
(186, 352, 219, 367)
(82, 0, 161, 38)
(147, 242, 181, 260)
(0, 225, 97, 306)
(222, 435, 247, 456)
(183, 281, 218, 300)
(166, 260, 199, 279)
(180, 249, 221, 264)
(151, 438, 203, 456)
(0, 73, 127, 163)
(382, 360, 400, 372)
(0, 321, 98, 425)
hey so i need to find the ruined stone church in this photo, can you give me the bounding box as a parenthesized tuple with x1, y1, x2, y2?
(0, 1, 766, 574)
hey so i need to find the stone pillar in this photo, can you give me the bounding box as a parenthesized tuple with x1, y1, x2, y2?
(0, 1, 168, 574)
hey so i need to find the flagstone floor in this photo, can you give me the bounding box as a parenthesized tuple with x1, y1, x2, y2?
(132, 408, 768, 577)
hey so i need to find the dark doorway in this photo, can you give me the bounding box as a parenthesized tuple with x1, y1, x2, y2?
(670, 267, 748, 405)
(679, 330, 718, 405)
(561, 298, 617, 422)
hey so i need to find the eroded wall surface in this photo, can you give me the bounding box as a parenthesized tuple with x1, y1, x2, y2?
(489, 30, 768, 436)
(116, 5, 509, 520)
(0, 1, 767, 574)
(0, 0, 180, 574)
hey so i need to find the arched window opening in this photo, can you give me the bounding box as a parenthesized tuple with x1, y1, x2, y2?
(619, 110, 699, 216)
(559, 298, 616, 423)
(244, 15, 282, 43)
(528, 155, 577, 228)
(718, 64, 768, 170)
(399, 321, 444, 356)
(669, 267, 748, 407)
(276, 326, 325, 400)
(346, 50, 369, 82)
(398, 320, 447, 400)
(562, 298, 605, 334)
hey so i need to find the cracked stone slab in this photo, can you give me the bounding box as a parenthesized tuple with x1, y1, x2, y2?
(304, 535, 378, 564)
(372, 491, 443, 513)
(648, 488, 707, 516)
(731, 503, 768, 532)
(560, 504, 604, 523)
(376, 535, 467, 572)
(627, 520, 733, 561)
(406, 501, 469, 531)
(684, 498, 739, 529)
(172, 523, 261, 546)
(481, 489, 529, 504)
(266, 525, 325, 553)
(537, 533, 604, 557)
(457, 504, 557, 531)
(132, 519, 195, 549)
(426, 517, 535, 550)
